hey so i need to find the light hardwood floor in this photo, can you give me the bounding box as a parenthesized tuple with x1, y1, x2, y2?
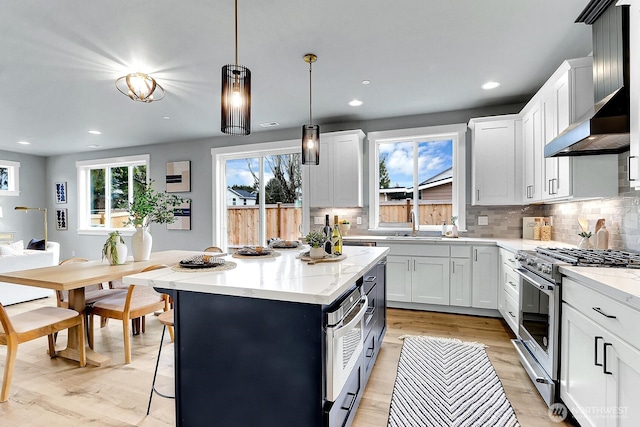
(0, 298, 575, 426)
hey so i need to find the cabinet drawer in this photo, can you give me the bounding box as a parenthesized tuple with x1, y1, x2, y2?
(450, 245, 471, 258)
(503, 268, 519, 300)
(386, 243, 450, 257)
(503, 292, 519, 335)
(563, 277, 640, 349)
(499, 248, 518, 270)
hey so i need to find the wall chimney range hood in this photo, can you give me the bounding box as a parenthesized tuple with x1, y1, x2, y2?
(545, 0, 630, 157)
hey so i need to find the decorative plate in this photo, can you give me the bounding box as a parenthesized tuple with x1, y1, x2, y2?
(179, 255, 226, 269)
(270, 240, 301, 249)
(234, 247, 273, 256)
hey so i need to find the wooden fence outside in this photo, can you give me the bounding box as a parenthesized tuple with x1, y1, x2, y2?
(379, 201, 452, 225)
(227, 203, 302, 246)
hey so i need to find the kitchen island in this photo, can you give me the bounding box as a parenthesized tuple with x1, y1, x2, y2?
(124, 246, 389, 427)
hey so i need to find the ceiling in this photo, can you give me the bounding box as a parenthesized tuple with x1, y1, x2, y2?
(0, 0, 593, 157)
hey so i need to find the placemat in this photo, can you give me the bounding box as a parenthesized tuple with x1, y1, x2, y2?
(172, 261, 238, 272)
(232, 251, 281, 259)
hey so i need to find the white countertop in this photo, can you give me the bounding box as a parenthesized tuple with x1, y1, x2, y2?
(560, 266, 640, 310)
(124, 246, 389, 305)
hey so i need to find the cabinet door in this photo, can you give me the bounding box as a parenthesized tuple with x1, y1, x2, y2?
(604, 329, 640, 426)
(308, 135, 333, 207)
(450, 257, 471, 307)
(471, 246, 498, 309)
(386, 255, 412, 302)
(472, 118, 518, 205)
(332, 134, 363, 207)
(522, 103, 542, 202)
(543, 71, 572, 199)
(411, 257, 450, 306)
(627, 1, 640, 187)
(561, 304, 609, 427)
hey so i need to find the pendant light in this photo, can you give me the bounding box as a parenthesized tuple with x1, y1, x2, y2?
(221, 0, 251, 135)
(302, 53, 319, 165)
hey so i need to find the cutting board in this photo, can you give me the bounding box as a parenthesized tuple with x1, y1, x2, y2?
(299, 254, 347, 265)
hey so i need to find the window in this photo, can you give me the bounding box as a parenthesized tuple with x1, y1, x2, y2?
(212, 139, 308, 248)
(368, 124, 466, 231)
(76, 155, 149, 235)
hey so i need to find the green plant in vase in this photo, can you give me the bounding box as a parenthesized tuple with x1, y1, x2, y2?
(304, 229, 328, 259)
(102, 231, 127, 265)
(126, 180, 186, 261)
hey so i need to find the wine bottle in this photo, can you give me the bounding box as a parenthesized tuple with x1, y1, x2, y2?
(332, 215, 343, 255)
(323, 215, 332, 254)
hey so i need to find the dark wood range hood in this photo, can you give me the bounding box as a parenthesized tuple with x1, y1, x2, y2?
(544, 0, 631, 157)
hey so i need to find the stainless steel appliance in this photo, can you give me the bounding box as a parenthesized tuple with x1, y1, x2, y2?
(325, 286, 368, 402)
(513, 247, 640, 407)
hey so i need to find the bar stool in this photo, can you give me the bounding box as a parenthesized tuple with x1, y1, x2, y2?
(147, 309, 175, 415)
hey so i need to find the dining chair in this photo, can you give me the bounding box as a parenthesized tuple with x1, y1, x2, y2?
(87, 264, 172, 364)
(0, 302, 86, 402)
(204, 246, 223, 253)
(55, 257, 126, 338)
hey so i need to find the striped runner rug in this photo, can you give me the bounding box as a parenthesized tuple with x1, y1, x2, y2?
(387, 335, 520, 427)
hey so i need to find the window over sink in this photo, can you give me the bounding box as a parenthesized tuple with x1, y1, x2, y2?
(368, 124, 466, 232)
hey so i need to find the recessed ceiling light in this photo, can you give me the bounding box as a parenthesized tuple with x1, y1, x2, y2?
(88, 144, 103, 149)
(88, 130, 102, 135)
(481, 81, 500, 90)
(259, 122, 280, 128)
(361, 80, 371, 85)
(349, 99, 363, 107)
(162, 116, 170, 120)
(17, 141, 31, 145)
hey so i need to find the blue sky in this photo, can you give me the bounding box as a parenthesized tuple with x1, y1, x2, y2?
(379, 139, 453, 188)
(226, 158, 274, 188)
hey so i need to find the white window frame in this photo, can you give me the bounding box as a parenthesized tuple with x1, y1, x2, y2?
(76, 154, 149, 236)
(211, 139, 308, 250)
(368, 124, 467, 232)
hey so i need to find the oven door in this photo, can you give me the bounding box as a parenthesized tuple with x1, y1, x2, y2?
(325, 291, 368, 402)
(514, 267, 560, 406)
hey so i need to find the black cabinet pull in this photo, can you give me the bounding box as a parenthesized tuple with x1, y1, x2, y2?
(603, 342, 613, 375)
(364, 275, 376, 282)
(592, 307, 617, 319)
(594, 336, 603, 367)
(341, 392, 357, 411)
(508, 311, 516, 318)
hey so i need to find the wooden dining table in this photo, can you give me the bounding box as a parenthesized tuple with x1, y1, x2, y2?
(0, 250, 196, 366)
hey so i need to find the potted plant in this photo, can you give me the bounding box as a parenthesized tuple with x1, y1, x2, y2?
(127, 180, 186, 261)
(304, 229, 328, 259)
(102, 231, 128, 265)
(339, 219, 351, 235)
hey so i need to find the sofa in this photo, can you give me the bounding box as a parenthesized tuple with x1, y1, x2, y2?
(0, 241, 60, 306)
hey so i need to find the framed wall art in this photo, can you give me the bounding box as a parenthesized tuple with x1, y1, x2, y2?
(166, 160, 191, 192)
(55, 208, 68, 230)
(55, 181, 67, 204)
(167, 200, 191, 230)
(0, 160, 20, 196)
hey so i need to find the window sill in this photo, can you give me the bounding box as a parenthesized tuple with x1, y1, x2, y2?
(77, 228, 136, 237)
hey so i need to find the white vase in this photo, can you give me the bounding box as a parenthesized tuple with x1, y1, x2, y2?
(132, 226, 152, 261)
(309, 246, 325, 259)
(106, 242, 128, 265)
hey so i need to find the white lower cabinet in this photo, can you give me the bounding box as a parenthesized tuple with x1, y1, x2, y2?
(471, 246, 499, 309)
(386, 243, 498, 312)
(499, 247, 520, 334)
(561, 278, 640, 427)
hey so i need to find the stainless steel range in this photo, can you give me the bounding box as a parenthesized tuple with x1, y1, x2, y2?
(512, 247, 640, 407)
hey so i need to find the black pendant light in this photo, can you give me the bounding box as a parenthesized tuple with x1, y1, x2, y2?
(302, 53, 319, 165)
(221, 0, 251, 135)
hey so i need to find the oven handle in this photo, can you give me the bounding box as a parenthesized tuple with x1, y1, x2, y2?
(515, 268, 555, 296)
(329, 295, 368, 339)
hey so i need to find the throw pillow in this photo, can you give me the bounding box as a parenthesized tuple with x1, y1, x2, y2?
(9, 240, 24, 252)
(0, 245, 20, 256)
(27, 238, 46, 251)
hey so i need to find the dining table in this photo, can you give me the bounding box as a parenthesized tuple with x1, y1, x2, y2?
(0, 250, 197, 366)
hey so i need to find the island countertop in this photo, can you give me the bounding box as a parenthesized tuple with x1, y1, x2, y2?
(124, 246, 389, 305)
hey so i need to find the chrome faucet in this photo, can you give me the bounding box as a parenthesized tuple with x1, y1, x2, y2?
(410, 210, 418, 237)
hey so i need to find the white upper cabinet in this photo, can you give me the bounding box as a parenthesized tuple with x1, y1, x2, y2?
(522, 100, 543, 203)
(307, 130, 365, 208)
(469, 115, 522, 206)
